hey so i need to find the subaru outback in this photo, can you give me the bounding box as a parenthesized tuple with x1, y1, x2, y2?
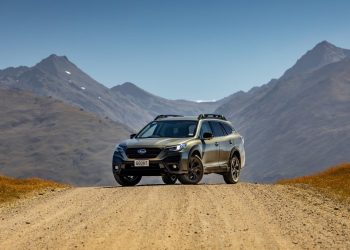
(112, 114, 245, 186)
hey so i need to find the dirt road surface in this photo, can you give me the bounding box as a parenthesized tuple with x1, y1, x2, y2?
(1, 183, 349, 249)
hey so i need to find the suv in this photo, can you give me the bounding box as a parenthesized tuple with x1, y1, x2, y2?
(112, 114, 245, 186)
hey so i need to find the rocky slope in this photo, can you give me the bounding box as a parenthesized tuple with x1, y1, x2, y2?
(216, 41, 350, 182)
(0, 88, 131, 186)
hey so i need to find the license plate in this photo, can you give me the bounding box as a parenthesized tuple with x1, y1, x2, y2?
(134, 160, 149, 167)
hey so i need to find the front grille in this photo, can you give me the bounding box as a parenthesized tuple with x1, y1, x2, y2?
(125, 148, 162, 159)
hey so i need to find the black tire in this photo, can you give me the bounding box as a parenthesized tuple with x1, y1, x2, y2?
(178, 155, 204, 185)
(162, 175, 177, 184)
(113, 172, 142, 186)
(223, 154, 241, 184)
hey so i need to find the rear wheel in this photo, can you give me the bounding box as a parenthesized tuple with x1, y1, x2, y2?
(223, 154, 241, 184)
(178, 155, 204, 185)
(113, 174, 142, 186)
(162, 174, 177, 184)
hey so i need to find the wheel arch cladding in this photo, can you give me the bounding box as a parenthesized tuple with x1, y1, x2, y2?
(231, 149, 241, 163)
(190, 148, 201, 159)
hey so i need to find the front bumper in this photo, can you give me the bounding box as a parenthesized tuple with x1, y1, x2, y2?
(112, 150, 189, 176)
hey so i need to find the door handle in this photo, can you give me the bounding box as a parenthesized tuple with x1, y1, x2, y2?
(215, 142, 219, 146)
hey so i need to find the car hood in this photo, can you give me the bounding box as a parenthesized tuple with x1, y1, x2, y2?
(122, 138, 194, 148)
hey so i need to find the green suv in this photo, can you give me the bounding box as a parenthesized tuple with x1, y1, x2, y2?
(112, 114, 245, 186)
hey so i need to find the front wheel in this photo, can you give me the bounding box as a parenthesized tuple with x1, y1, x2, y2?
(114, 174, 142, 186)
(223, 154, 241, 184)
(178, 155, 204, 185)
(162, 174, 177, 184)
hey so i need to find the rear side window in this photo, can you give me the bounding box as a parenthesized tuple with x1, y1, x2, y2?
(221, 122, 234, 135)
(200, 121, 213, 137)
(209, 121, 226, 137)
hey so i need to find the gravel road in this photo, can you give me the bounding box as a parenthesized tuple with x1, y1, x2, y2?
(0, 183, 349, 249)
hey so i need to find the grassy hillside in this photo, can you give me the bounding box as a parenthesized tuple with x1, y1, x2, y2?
(0, 175, 67, 203)
(278, 163, 350, 201)
(0, 88, 132, 186)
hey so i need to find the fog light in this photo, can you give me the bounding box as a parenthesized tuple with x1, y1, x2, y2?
(114, 165, 119, 170)
(172, 164, 177, 169)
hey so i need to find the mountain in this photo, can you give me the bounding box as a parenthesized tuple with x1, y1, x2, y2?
(0, 54, 155, 130)
(216, 41, 350, 182)
(0, 56, 219, 130)
(0, 88, 132, 186)
(111, 82, 220, 117)
(283, 40, 350, 78)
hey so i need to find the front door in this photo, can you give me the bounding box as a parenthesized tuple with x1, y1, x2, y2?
(209, 121, 228, 167)
(199, 121, 219, 168)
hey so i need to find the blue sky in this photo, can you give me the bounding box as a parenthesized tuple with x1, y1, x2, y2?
(1, 0, 350, 100)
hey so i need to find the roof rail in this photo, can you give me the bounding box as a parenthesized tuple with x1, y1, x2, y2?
(197, 114, 227, 120)
(154, 115, 184, 120)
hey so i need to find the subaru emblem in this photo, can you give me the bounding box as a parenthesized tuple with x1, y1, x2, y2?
(137, 149, 147, 154)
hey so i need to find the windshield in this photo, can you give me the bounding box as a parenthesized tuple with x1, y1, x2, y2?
(136, 120, 198, 138)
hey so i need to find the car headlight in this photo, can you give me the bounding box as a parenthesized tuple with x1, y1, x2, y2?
(166, 143, 186, 151)
(115, 144, 127, 153)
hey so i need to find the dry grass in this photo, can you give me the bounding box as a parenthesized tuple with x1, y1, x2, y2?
(277, 163, 350, 201)
(0, 175, 68, 203)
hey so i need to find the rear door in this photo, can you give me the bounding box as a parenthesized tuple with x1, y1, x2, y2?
(218, 122, 235, 167)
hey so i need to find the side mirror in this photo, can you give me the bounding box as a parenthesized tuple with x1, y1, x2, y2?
(202, 132, 213, 140)
(130, 133, 136, 139)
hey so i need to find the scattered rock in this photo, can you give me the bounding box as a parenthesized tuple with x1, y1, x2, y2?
(25, 222, 30, 224)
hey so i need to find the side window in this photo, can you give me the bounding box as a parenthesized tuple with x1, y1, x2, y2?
(221, 122, 234, 135)
(209, 121, 226, 137)
(200, 121, 212, 137)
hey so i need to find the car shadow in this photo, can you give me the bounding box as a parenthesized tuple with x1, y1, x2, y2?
(99, 182, 230, 189)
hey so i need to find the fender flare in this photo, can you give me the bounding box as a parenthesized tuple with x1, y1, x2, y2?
(189, 145, 202, 159)
(230, 147, 241, 163)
